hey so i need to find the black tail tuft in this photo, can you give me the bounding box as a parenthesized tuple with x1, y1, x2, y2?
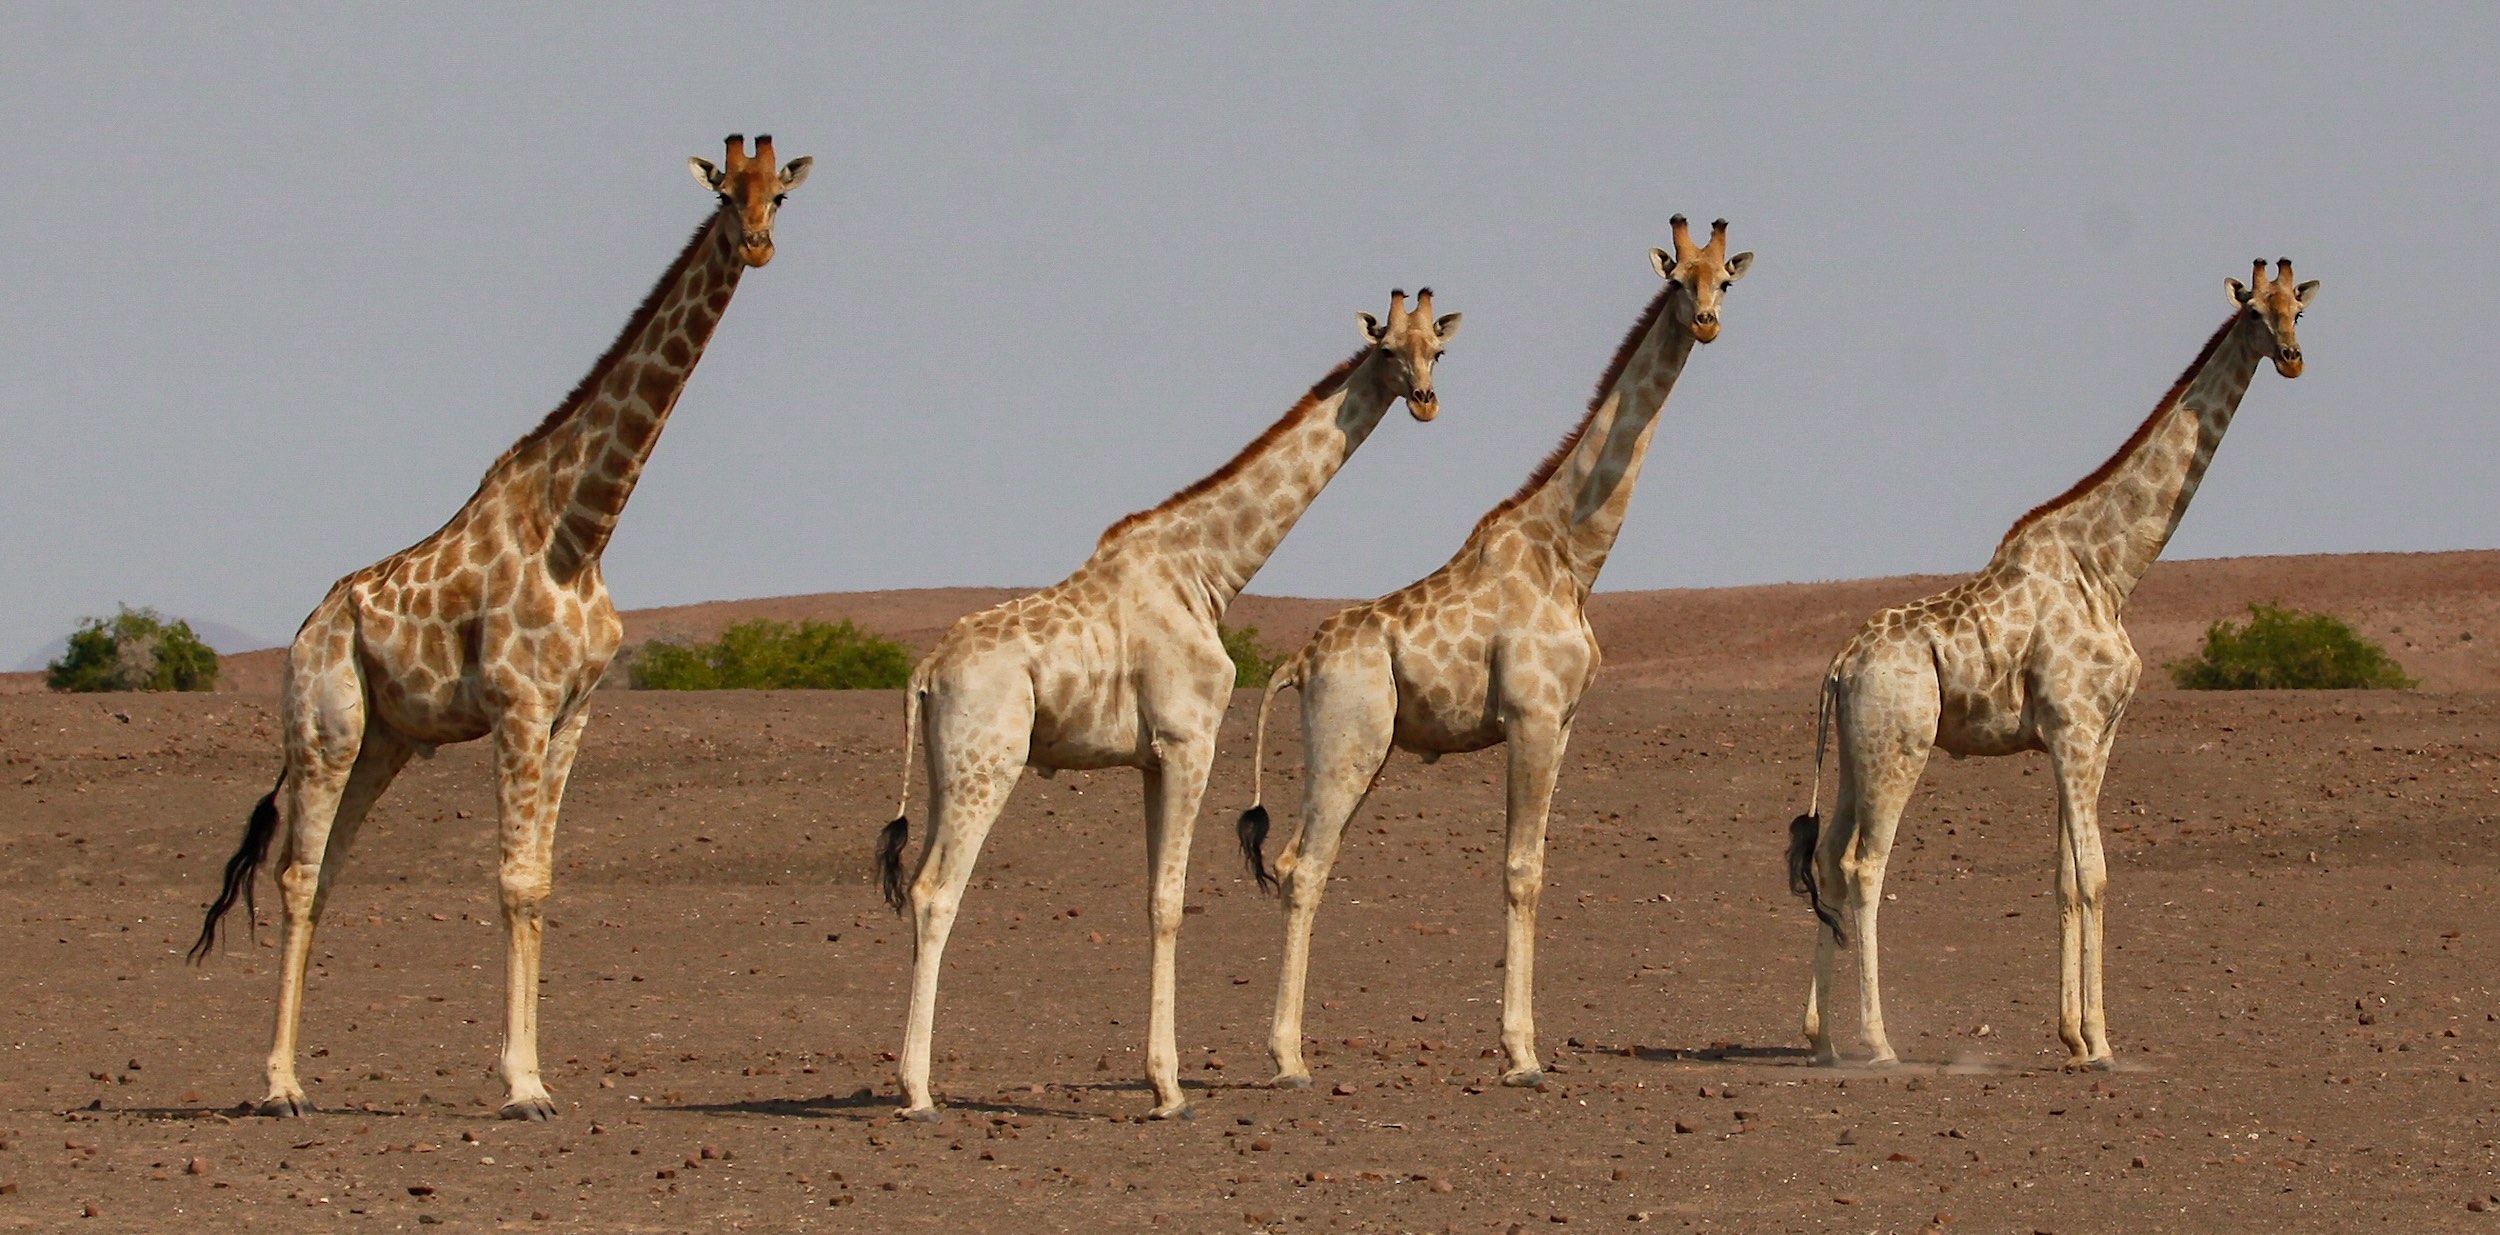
(190, 774, 285, 964)
(1787, 812, 1845, 946)
(1237, 806, 1277, 896)
(877, 817, 911, 913)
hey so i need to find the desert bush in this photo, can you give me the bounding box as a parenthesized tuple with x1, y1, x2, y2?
(628, 618, 912, 690)
(1223, 623, 1284, 689)
(2169, 603, 2415, 691)
(45, 605, 220, 693)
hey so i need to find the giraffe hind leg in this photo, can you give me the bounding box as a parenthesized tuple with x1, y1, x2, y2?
(1265, 661, 1393, 1087)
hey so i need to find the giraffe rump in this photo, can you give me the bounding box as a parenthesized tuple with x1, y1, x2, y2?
(189, 772, 285, 963)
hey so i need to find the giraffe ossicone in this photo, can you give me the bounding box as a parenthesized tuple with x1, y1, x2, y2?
(874, 287, 1459, 1122)
(1788, 258, 2317, 1070)
(1235, 217, 1751, 1090)
(188, 134, 812, 1121)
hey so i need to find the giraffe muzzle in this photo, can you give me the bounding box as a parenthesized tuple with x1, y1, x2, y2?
(2272, 347, 2303, 378)
(1691, 312, 1722, 344)
(1406, 390, 1438, 421)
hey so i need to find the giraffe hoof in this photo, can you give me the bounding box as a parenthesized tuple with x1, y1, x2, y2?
(1271, 1073, 1314, 1091)
(896, 1105, 943, 1124)
(2065, 1056, 2117, 1073)
(1147, 1102, 1193, 1121)
(253, 1095, 311, 1118)
(499, 1097, 559, 1122)
(1498, 1069, 1544, 1089)
(1865, 1054, 1902, 1071)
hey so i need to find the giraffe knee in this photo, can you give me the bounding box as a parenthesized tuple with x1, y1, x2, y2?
(498, 867, 552, 916)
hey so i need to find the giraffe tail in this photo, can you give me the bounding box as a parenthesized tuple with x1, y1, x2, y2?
(189, 770, 286, 964)
(1786, 668, 1845, 945)
(1236, 646, 1308, 896)
(878, 661, 930, 914)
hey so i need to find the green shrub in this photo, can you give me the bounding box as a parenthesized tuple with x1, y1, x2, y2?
(45, 605, 220, 693)
(1222, 623, 1284, 689)
(628, 618, 913, 690)
(2169, 603, 2415, 691)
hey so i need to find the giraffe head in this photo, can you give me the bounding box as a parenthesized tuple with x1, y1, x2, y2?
(1647, 216, 1753, 343)
(2225, 258, 2318, 378)
(688, 134, 813, 267)
(1356, 288, 1462, 420)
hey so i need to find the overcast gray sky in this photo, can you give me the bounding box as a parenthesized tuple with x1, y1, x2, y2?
(1, 4, 2491, 665)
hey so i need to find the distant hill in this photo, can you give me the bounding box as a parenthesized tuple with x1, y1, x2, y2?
(7, 551, 2495, 696)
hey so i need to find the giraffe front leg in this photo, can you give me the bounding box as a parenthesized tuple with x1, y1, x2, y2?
(2047, 723, 2118, 1069)
(1141, 737, 1215, 1119)
(1267, 676, 1392, 1088)
(492, 709, 566, 1120)
(1496, 715, 1568, 1086)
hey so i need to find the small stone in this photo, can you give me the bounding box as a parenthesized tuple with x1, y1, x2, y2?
(1836, 1128, 1858, 1146)
(407, 1185, 435, 1196)
(1331, 1083, 1356, 1097)
(184, 1158, 208, 1176)
(1834, 1195, 1858, 1205)
(82, 1205, 101, 1219)
(2470, 1200, 2490, 1214)
(1428, 1178, 1452, 1193)
(1672, 1121, 1696, 1135)
(2131, 1156, 2149, 1169)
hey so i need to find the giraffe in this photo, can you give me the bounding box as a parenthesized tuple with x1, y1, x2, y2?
(1787, 259, 2318, 1069)
(874, 289, 1461, 1121)
(1236, 218, 1752, 1088)
(187, 135, 813, 1120)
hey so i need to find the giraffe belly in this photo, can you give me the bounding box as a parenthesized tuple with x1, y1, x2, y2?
(1391, 676, 1502, 754)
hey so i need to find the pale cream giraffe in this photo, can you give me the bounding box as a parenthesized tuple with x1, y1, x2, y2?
(875, 290, 1461, 1121)
(1236, 218, 1751, 1087)
(189, 135, 814, 1119)
(1788, 259, 2318, 1069)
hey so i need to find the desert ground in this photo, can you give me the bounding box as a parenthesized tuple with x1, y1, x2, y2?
(4, 550, 2500, 1232)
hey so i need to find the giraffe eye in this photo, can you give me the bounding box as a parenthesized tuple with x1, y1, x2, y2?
(1432, 350, 1445, 362)
(2294, 310, 2305, 320)
(772, 194, 787, 206)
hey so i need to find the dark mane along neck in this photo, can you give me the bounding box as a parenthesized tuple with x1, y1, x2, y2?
(1471, 283, 1674, 534)
(483, 213, 727, 477)
(1095, 346, 1373, 549)
(1997, 308, 2246, 546)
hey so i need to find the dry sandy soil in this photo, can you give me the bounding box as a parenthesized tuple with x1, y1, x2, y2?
(4, 551, 2500, 1232)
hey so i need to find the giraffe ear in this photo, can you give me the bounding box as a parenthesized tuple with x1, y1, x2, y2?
(2224, 277, 2251, 306)
(2295, 279, 2321, 307)
(1357, 312, 1386, 344)
(1649, 247, 1674, 280)
(689, 157, 725, 191)
(778, 157, 814, 192)
(1722, 251, 1755, 282)
(1433, 313, 1462, 341)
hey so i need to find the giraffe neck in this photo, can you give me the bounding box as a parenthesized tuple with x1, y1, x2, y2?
(1096, 348, 1401, 612)
(1998, 309, 2272, 597)
(1492, 287, 1695, 593)
(487, 213, 748, 581)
